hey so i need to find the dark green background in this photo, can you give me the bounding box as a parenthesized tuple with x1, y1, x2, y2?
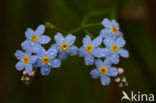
(1, 0, 156, 103)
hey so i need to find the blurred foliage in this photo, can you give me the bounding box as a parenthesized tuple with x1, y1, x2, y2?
(1, 0, 156, 103)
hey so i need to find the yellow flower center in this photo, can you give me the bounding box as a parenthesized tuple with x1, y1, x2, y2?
(31, 35, 38, 42)
(23, 56, 30, 64)
(42, 56, 50, 64)
(111, 26, 117, 34)
(61, 43, 69, 51)
(86, 45, 93, 53)
(111, 45, 119, 52)
(99, 66, 108, 74)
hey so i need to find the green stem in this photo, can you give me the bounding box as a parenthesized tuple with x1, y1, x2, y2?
(45, 10, 107, 37)
(67, 26, 83, 34)
(45, 22, 67, 34)
(84, 23, 102, 27)
(67, 23, 102, 34)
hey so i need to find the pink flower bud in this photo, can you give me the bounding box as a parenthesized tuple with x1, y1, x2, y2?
(118, 68, 124, 75)
(28, 71, 35, 76)
(122, 77, 126, 82)
(21, 76, 25, 81)
(26, 77, 30, 81)
(115, 77, 120, 83)
(23, 70, 27, 76)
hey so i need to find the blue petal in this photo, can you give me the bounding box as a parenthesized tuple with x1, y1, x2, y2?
(99, 48, 111, 57)
(30, 56, 38, 64)
(25, 64, 33, 73)
(25, 28, 34, 39)
(110, 53, 119, 64)
(90, 69, 101, 79)
(103, 58, 112, 68)
(33, 59, 42, 67)
(46, 47, 58, 59)
(92, 36, 102, 47)
(58, 51, 68, 60)
(64, 34, 76, 46)
(116, 37, 125, 47)
(32, 42, 44, 54)
(34, 24, 45, 35)
(107, 67, 118, 77)
(111, 20, 119, 29)
(117, 31, 123, 37)
(101, 75, 110, 86)
(78, 47, 86, 57)
(100, 29, 110, 38)
(41, 65, 51, 75)
(51, 44, 60, 51)
(83, 35, 91, 46)
(38, 35, 51, 44)
(84, 54, 94, 65)
(95, 59, 103, 68)
(54, 32, 64, 45)
(92, 47, 101, 58)
(16, 61, 24, 71)
(103, 37, 115, 47)
(119, 48, 129, 58)
(93, 47, 110, 58)
(67, 45, 78, 56)
(102, 18, 111, 28)
(50, 58, 61, 68)
(15, 50, 25, 60)
(36, 49, 45, 58)
(25, 50, 32, 55)
(21, 40, 32, 52)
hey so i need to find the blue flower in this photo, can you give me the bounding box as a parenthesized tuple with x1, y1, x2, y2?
(103, 37, 129, 64)
(100, 18, 122, 39)
(34, 46, 61, 76)
(15, 50, 37, 73)
(90, 59, 118, 86)
(52, 33, 78, 60)
(78, 35, 109, 65)
(21, 24, 51, 53)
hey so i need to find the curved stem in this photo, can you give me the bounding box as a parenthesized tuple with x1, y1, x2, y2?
(45, 22, 67, 34)
(45, 10, 107, 36)
(84, 23, 102, 27)
(67, 26, 83, 34)
(67, 23, 102, 34)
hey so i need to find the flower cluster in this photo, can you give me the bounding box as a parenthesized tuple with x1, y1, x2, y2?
(15, 25, 78, 77)
(115, 68, 128, 87)
(21, 70, 35, 85)
(78, 18, 129, 86)
(15, 18, 129, 86)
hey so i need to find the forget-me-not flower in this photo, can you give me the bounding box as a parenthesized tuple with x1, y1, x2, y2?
(22, 24, 51, 53)
(103, 37, 129, 64)
(34, 46, 61, 75)
(100, 18, 122, 39)
(78, 35, 109, 65)
(15, 50, 37, 73)
(90, 59, 118, 86)
(52, 33, 78, 60)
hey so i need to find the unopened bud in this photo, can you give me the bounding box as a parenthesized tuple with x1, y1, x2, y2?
(115, 77, 120, 83)
(28, 71, 35, 77)
(23, 70, 27, 76)
(25, 77, 30, 81)
(122, 77, 126, 82)
(118, 68, 124, 75)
